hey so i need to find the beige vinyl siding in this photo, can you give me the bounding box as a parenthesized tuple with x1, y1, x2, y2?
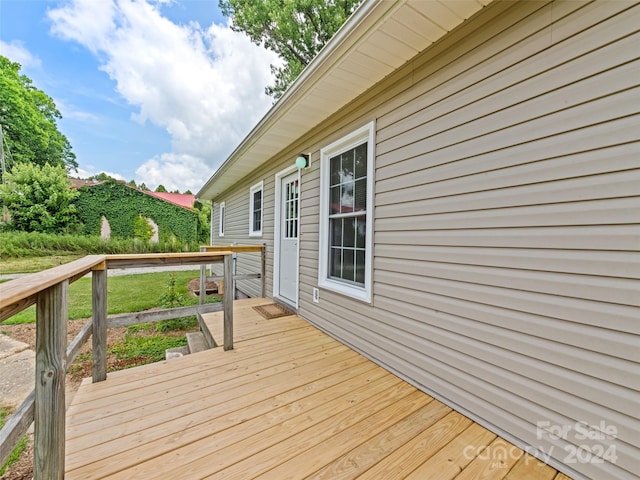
(210, 165, 278, 298)
(295, 2, 639, 480)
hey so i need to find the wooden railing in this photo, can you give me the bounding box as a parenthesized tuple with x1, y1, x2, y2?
(0, 251, 235, 479)
(198, 245, 266, 350)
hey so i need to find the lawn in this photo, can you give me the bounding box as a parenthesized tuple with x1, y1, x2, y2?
(3, 270, 202, 325)
(0, 254, 84, 275)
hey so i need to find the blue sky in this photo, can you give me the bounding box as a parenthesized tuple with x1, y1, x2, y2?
(0, 0, 277, 192)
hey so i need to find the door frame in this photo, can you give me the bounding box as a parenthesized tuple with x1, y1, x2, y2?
(273, 165, 300, 308)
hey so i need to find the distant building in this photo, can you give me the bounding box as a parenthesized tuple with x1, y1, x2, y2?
(74, 181, 198, 244)
(145, 191, 196, 210)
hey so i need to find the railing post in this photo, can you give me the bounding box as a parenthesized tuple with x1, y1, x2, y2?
(34, 281, 67, 480)
(199, 246, 206, 305)
(261, 244, 266, 298)
(223, 253, 234, 350)
(92, 264, 108, 382)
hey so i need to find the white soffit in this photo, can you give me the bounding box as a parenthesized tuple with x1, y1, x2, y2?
(198, 0, 491, 200)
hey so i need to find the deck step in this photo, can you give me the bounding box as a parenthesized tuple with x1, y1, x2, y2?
(165, 345, 189, 360)
(186, 332, 208, 354)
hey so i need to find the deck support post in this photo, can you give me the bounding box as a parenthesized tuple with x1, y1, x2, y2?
(199, 246, 206, 305)
(92, 266, 108, 382)
(34, 281, 67, 480)
(223, 253, 234, 350)
(261, 244, 266, 298)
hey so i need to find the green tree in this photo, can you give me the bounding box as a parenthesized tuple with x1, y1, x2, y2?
(155, 184, 168, 193)
(0, 56, 77, 171)
(220, 0, 362, 99)
(0, 162, 79, 233)
(90, 172, 117, 182)
(195, 200, 211, 243)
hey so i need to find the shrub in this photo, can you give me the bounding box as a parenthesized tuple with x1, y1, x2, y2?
(0, 162, 80, 233)
(156, 272, 198, 332)
(133, 215, 154, 242)
(0, 231, 198, 258)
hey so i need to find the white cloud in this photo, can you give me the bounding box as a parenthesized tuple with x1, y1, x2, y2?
(135, 153, 211, 192)
(0, 41, 42, 68)
(54, 98, 100, 122)
(47, 0, 117, 55)
(48, 0, 277, 192)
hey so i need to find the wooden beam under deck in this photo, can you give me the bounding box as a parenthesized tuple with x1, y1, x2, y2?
(65, 298, 562, 480)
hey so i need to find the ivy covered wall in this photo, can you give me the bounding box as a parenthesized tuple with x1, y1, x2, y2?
(75, 181, 199, 244)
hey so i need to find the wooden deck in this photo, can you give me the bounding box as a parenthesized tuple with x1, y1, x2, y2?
(65, 298, 563, 479)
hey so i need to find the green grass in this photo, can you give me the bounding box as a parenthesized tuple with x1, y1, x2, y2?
(69, 329, 190, 376)
(3, 271, 201, 325)
(109, 333, 188, 365)
(0, 254, 85, 274)
(0, 406, 29, 476)
(0, 231, 197, 260)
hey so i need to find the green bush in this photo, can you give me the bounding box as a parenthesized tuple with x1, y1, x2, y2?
(0, 162, 80, 233)
(156, 272, 198, 332)
(133, 215, 155, 242)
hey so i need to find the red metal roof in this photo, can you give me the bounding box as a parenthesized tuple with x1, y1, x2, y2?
(145, 191, 196, 209)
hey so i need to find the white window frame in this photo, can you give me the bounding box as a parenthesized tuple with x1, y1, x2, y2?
(318, 121, 375, 303)
(218, 201, 225, 237)
(249, 180, 264, 237)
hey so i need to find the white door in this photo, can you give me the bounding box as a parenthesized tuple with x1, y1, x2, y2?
(277, 171, 299, 305)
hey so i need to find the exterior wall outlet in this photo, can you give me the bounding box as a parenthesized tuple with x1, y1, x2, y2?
(313, 288, 320, 303)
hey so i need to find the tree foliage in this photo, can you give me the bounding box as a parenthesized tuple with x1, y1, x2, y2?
(0, 162, 79, 233)
(0, 56, 77, 171)
(133, 214, 155, 242)
(89, 172, 117, 182)
(220, 0, 362, 99)
(195, 201, 211, 244)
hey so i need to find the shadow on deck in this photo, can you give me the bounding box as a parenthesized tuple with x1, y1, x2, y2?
(65, 298, 563, 479)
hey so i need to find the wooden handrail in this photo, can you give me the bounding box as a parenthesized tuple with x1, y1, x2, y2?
(199, 244, 267, 301)
(0, 255, 106, 323)
(200, 245, 264, 253)
(0, 251, 236, 479)
(106, 251, 233, 268)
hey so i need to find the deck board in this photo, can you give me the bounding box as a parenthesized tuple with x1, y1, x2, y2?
(65, 298, 560, 479)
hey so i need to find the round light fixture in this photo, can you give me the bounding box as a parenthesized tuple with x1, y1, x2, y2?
(295, 154, 309, 169)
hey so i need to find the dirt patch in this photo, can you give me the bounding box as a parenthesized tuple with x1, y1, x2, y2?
(0, 440, 33, 480)
(187, 277, 219, 295)
(1, 319, 129, 395)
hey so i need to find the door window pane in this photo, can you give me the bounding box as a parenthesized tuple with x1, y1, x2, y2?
(284, 179, 299, 239)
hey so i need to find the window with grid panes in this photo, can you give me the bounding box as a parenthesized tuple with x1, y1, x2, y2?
(219, 202, 225, 237)
(329, 142, 367, 284)
(318, 122, 374, 302)
(249, 181, 263, 236)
